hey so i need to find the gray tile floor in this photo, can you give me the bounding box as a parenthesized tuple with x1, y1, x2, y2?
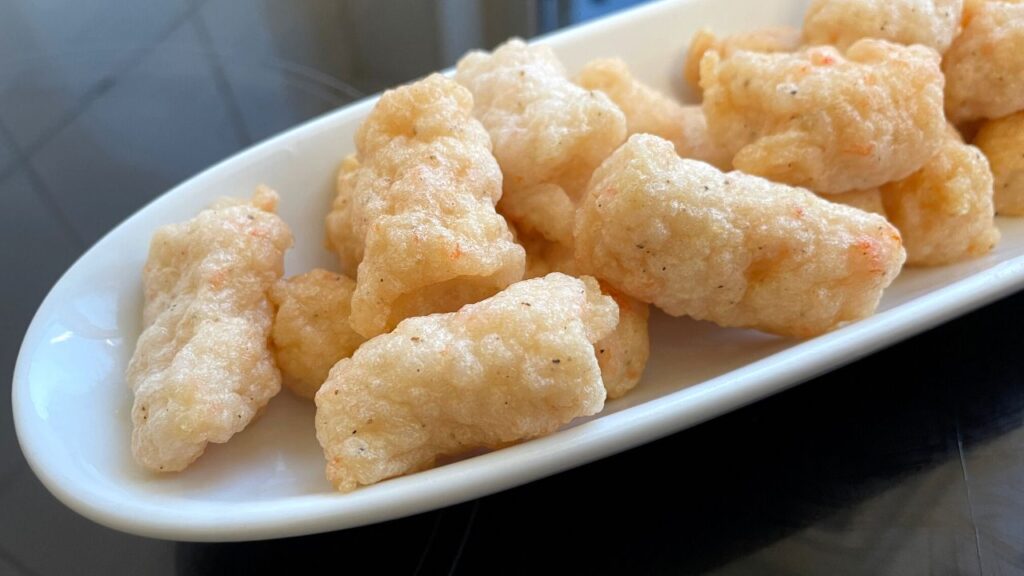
(29, 22, 252, 244)
(0, 467, 178, 576)
(0, 131, 14, 175)
(0, 0, 193, 148)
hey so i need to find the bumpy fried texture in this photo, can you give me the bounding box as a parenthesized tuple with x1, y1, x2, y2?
(944, 1, 1024, 124)
(455, 38, 627, 200)
(803, 0, 963, 53)
(315, 273, 617, 492)
(269, 269, 366, 399)
(519, 227, 579, 280)
(516, 233, 650, 399)
(576, 58, 730, 169)
(881, 132, 1000, 266)
(829, 188, 886, 215)
(683, 27, 802, 92)
(126, 188, 292, 472)
(595, 286, 650, 399)
(502, 182, 578, 291)
(326, 155, 362, 276)
(501, 183, 576, 250)
(701, 39, 946, 194)
(675, 106, 734, 170)
(575, 135, 906, 338)
(324, 74, 525, 338)
(974, 111, 1024, 215)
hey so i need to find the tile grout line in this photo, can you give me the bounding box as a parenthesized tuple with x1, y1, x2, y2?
(412, 511, 445, 576)
(446, 500, 480, 576)
(0, 545, 43, 576)
(188, 12, 254, 147)
(8, 0, 211, 166)
(0, 0, 214, 248)
(0, 119, 86, 248)
(952, 390, 985, 576)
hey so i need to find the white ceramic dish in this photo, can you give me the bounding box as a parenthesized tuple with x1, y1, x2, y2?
(12, 0, 1024, 542)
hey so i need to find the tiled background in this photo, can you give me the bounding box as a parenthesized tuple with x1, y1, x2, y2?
(2, 1, 1023, 574)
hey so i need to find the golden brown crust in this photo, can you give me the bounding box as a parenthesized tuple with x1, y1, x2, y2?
(577, 58, 730, 169)
(315, 274, 616, 492)
(127, 188, 292, 472)
(803, 0, 963, 52)
(455, 38, 627, 200)
(882, 132, 1000, 265)
(944, 1, 1024, 123)
(575, 135, 906, 338)
(269, 269, 365, 399)
(683, 27, 802, 93)
(701, 39, 946, 194)
(325, 74, 525, 338)
(973, 111, 1024, 215)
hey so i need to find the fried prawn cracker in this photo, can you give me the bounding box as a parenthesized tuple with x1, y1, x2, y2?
(455, 38, 627, 200)
(325, 155, 362, 276)
(674, 106, 734, 171)
(882, 130, 1000, 266)
(973, 111, 1024, 215)
(595, 284, 650, 400)
(501, 183, 576, 250)
(315, 273, 617, 492)
(803, 0, 963, 53)
(269, 269, 365, 399)
(701, 39, 946, 194)
(576, 58, 730, 169)
(126, 187, 293, 472)
(515, 231, 651, 399)
(325, 74, 525, 338)
(575, 135, 906, 338)
(683, 26, 802, 92)
(520, 232, 578, 280)
(453, 39, 628, 323)
(829, 188, 886, 215)
(944, 0, 1024, 123)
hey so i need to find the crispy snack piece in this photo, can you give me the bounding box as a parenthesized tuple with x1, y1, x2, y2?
(126, 188, 293, 472)
(516, 232, 650, 399)
(575, 135, 906, 338)
(455, 38, 627, 200)
(974, 111, 1024, 215)
(683, 26, 802, 92)
(944, 1, 1024, 124)
(576, 58, 730, 169)
(269, 269, 366, 399)
(882, 130, 1000, 266)
(501, 183, 576, 251)
(501, 182, 579, 300)
(325, 74, 525, 338)
(315, 273, 617, 492)
(803, 0, 963, 53)
(326, 155, 363, 276)
(675, 106, 733, 170)
(454, 39, 625, 321)
(829, 188, 886, 215)
(519, 226, 579, 280)
(701, 39, 946, 194)
(595, 285, 650, 400)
